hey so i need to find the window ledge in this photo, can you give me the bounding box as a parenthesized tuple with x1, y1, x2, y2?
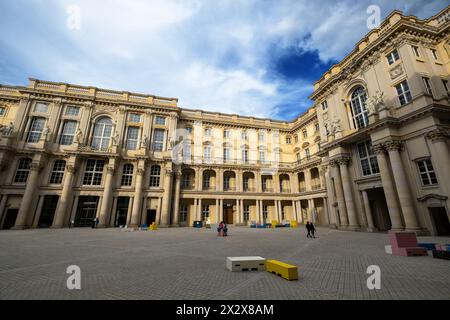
(415, 57, 425, 63)
(434, 60, 443, 65)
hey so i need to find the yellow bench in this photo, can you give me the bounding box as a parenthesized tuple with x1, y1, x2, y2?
(290, 221, 298, 228)
(265, 260, 298, 280)
(271, 220, 278, 229)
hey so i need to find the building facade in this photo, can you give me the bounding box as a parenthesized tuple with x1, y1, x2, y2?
(0, 7, 449, 235)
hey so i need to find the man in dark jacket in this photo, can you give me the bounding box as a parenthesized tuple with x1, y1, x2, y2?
(306, 221, 311, 238)
(310, 222, 316, 238)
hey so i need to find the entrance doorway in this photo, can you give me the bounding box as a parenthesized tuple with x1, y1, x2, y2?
(368, 188, 391, 231)
(429, 207, 450, 236)
(224, 205, 233, 224)
(115, 197, 130, 227)
(146, 209, 157, 225)
(75, 196, 99, 227)
(38, 195, 59, 228)
(2, 209, 18, 229)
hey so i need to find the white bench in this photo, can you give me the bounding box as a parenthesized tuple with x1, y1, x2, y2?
(226, 256, 266, 272)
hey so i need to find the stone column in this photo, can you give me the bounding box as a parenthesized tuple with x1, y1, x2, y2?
(171, 170, 181, 226)
(273, 174, 280, 193)
(32, 196, 45, 228)
(323, 197, 330, 226)
(256, 171, 262, 192)
(160, 168, 174, 226)
(130, 164, 145, 227)
(373, 144, 403, 230)
(195, 168, 201, 191)
(196, 198, 202, 221)
(307, 199, 314, 222)
(216, 169, 222, 192)
(292, 200, 297, 221)
(236, 170, 241, 192)
(338, 156, 359, 230)
(219, 199, 223, 222)
(426, 129, 450, 207)
(290, 173, 299, 193)
(361, 190, 376, 232)
(13, 162, 41, 229)
(215, 199, 219, 223)
(52, 164, 76, 228)
(0, 195, 8, 228)
(235, 199, 240, 224)
(385, 140, 420, 231)
(305, 169, 312, 191)
(98, 164, 115, 227)
(274, 200, 279, 222)
(330, 160, 349, 227)
(256, 200, 260, 224)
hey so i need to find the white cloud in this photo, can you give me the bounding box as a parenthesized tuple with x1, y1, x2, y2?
(0, 0, 448, 119)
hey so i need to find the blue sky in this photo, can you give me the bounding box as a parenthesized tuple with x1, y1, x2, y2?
(0, 0, 447, 121)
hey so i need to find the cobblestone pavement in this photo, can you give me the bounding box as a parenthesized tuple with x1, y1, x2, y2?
(0, 226, 449, 300)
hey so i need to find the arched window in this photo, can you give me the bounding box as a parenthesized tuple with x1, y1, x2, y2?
(91, 117, 112, 151)
(350, 86, 369, 129)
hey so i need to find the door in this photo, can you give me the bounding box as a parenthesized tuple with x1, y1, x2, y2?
(115, 197, 130, 227)
(146, 209, 157, 225)
(75, 196, 99, 227)
(430, 207, 450, 236)
(224, 207, 233, 224)
(38, 195, 59, 228)
(2, 209, 18, 229)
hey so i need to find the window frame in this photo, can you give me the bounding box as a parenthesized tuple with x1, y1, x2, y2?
(357, 141, 380, 176)
(14, 158, 32, 183)
(82, 159, 105, 186)
(149, 165, 161, 187)
(417, 159, 438, 186)
(386, 49, 400, 65)
(395, 80, 413, 106)
(60, 120, 77, 145)
(49, 160, 66, 184)
(27, 117, 46, 143)
(126, 126, 140, 150)
(121, 163, 134, 186)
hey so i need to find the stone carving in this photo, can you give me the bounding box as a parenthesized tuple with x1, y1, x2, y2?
(41, 126, 50, 141)
(111, 132, 119, 146)
(0, 122, 14, 136)
(366, 90, 386, 115)
(389, 64, 404, 80)
(384, 140, 403, 152)
(141, 135, 148, 148)
(331, 117, 341, 134)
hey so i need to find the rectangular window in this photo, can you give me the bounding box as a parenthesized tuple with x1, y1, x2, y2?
(205, 128, 212, 137)
(321, 100, 328, 110)
(82, 159, 105, 186)
(286, 137, 291, 144)
(149, 165, 161, 187)
(262, 205, 268, 220)
(65, 106, 80, 116)
(203, 174, 210, 189)
(412, 45, 421, 57)
(152, 129, 165, 151)
(126, 126, 140, 150)
(262, 177, 268, 192)
(430, 48, 438, 60)
(259, 151, 266, 163)
(14, 158, 32, 183)
(258, 132, 265, 142)
(241, 131, 248, 140)
(34, 103, 49, 113)
(223, 175, 230, 190)
(357, 141, 380, 176)
(27, 117, 45, 142)
(224, 130, 231, 138)
(315, 123, 320, 132)
(129, 113, 142, 123)
(395, 80, 412, 106)
(442, 80, 449, 96)
(155, 116, 166, 125)
(243, 205, 250, 221)
(182, 174, 190, 188)
(386, 49, 400, 65)
(303, 130, 308, 138)
(223, 148, 230, 161)
(180, 204, 188, 222)
(202, 205, 209, 220)
(294, 135, 298, 143)
(305, 148, 310, 161)
(0, 106, 6, 116)
(49, 160, 66, 184)
(417, 159, 438, 186)
(121, 164, 134, 186)
(242, 149, 249, 163)
(422, 77, 433, 96)
(296, 152, 301, 162)
(60, 120, 77, 145)
(204, 146, 211, 161)
(243, 176, 249, 191)
(185, 126, 192, 134)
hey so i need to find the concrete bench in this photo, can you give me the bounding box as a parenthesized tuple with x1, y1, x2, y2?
(265, 260, 298, 280)
(388, 232, 427, 257)
(226, 256, 266, 272)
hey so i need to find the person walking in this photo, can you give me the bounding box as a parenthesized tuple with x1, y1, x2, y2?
(310, 222, 316, 238)
(306, 221, 312, 238)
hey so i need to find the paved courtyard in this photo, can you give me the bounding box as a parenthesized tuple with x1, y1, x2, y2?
(0, 226, 449, 300)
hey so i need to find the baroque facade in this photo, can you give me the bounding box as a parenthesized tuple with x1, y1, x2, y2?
(0, 7, 449, 235)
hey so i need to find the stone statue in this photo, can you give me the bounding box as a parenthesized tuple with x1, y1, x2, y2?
(41, 126, 50, 141)
(5, 122, 14, 136)
(111, 132, 119, 146)
(366, 90, 386, 115)
(75, 128, 83, 144)
(141, 135, 148, 148)
(366, 96, 376, 115)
